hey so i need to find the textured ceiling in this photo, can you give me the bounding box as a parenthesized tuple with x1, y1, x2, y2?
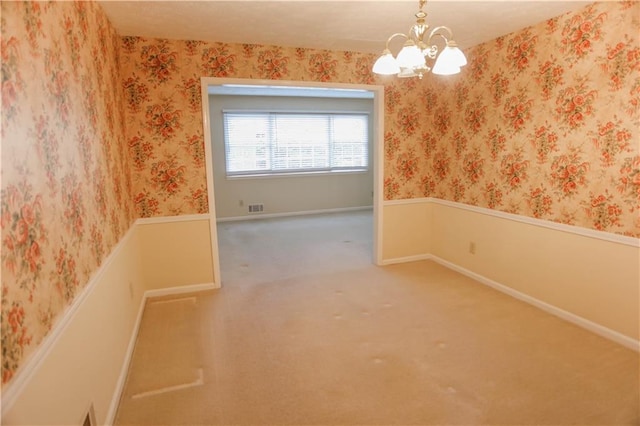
(99, 1, 592, 54)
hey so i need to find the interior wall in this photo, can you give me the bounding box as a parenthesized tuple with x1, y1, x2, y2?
(4, 1, 638, 423)
(381, 199, 639, 345)
(1, 1, 135, 390)
(119, 37, 385, 219)
(381, 201, 432, 261)
(137, 218, 215, 290)
(1, 217, 217, 425)
(430, 201, 639, 342)
(383, 1, 639, 238)
(209, 95, 374, 219)
(380, 0, 640, 346)
(1, 228, 145, 425)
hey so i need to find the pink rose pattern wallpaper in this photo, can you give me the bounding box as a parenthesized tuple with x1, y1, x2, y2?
(384, 0, 639, 237)
(120, 1, 638, 237)
(1, 0, 638, 389)
(119, 38, 379, 217)
(1, 2, 134, 385)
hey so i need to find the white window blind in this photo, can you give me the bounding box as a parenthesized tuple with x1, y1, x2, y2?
(223, 112, 368, 176)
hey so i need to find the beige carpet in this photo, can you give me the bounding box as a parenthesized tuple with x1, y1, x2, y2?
(115, 210, 639, 425)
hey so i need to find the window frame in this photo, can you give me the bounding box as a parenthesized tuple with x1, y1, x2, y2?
(222, 109, 370, 178)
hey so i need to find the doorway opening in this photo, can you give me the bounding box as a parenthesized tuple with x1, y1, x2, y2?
(200, 78, 384, 287)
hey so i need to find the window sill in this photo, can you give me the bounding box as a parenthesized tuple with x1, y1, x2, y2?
(226, 169, 369, 180)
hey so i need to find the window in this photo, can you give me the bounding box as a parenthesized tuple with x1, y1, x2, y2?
(223, 112, 369, 176)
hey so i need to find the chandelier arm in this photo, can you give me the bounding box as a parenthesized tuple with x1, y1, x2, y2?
(384, 32, 409, 50)
(426, 25, 454, 45)
(409, 26, 418, 41)
(427, 33, 448, 52)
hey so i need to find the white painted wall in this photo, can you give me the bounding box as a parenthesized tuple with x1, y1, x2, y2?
(1, 218, 217, 425)
(4, 203, 638, 425)
(382, 201, 432, 261)
(1, 227, 145, 425)
(429, 201, 639, 343)
(209, 95, 374, 219)
(137, 218, 214, 290)
(382, 199, 640, 348)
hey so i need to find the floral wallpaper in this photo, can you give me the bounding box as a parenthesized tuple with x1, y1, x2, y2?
(1, 0, 637, 392)
(120, 1, 638, 237)
(383, 0, 639, 237)
(1, 2, 134, 385)
(119, 38, 381, 217)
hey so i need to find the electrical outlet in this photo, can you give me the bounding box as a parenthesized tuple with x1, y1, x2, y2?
(469, 242, 476, 255)
(239, 200, 244, 207)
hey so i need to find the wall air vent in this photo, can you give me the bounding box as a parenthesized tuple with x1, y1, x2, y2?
(248, 204, 264, 213)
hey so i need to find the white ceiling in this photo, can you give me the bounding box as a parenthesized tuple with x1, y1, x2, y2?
(99, 1, 592, 54)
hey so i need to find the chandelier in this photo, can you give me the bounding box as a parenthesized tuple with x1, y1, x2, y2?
(372, 0, 467, 79)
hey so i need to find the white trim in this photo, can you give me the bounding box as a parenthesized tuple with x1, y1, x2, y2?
(222, 108, 371, 114)
(147, 296, 197, 306)
(209, 85, 374, 98)
(0, 224, 137, 416)
(429, 255, 640, 352)
(380, 254, 433, 266)
(373, 87, 384, 266)
(226, 169, 368, 180)
(201, 77, 385, 271)
(383, 197, 639, 248)
(104, 286, 147, 425)
(204, 77, 383, 93)
(202, 78, 222, 288)
(144, 282, 217, 299)
(135, 214, 210, 226)
(433, 198, 639, 247)
(216, 206, 373, 223)
(383, 197, 430, 206)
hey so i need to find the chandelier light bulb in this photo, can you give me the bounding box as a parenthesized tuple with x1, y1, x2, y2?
(396, 41, 424, 69)
(444, 43, 468, 66)
(431, 48, 459, 74)
(372, 49, 401, 75)
(431, 60, 460, 75)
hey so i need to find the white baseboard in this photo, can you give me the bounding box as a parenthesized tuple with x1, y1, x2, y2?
(144, 282, 217, 298)
(104, 281, 218, 425)
(217, 206, 373, 223)
(429, 255, 640, 352)
(104, 292, 147, 425)
(380, 254, 432, 265)
(135, 214, 210, 226)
